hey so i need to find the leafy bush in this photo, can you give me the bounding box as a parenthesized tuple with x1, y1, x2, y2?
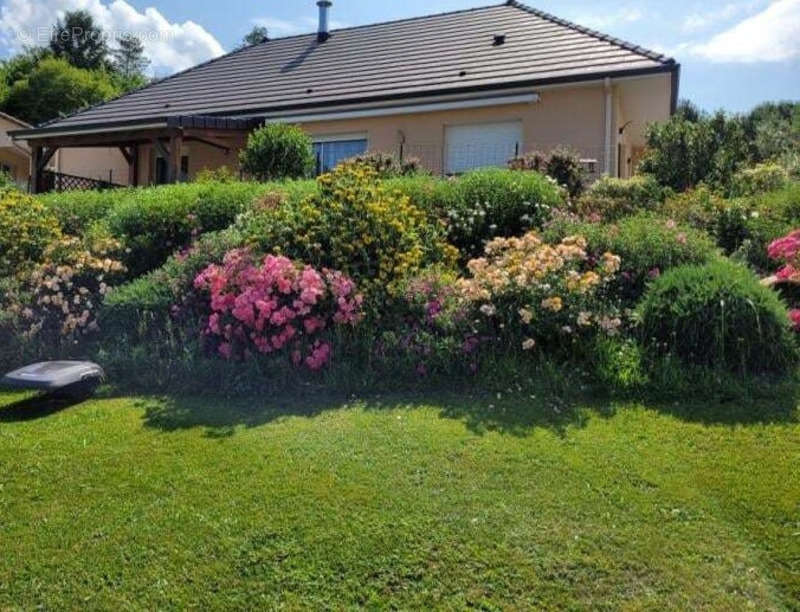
(103, 181, 267, 277)
(509, 147, 585, 197)
(0, 190, 62, 276)
(240, 163, 457, 302)
(0, 169, 17, 192)
(239, 123, 314, 181)
(458, 232, 623, 351)
(340, 151, 423, 177)
(638, 259, 797, 374)
(39, 188, 130, 235)
(728, 163, 789, 197)
(544, 212, 718, 304)
(100, 227, 245, 334)
(639, 112, 750, 192)
(193, 249, 363, 369)
(433, 168, 564, 259)
(660, 186, 729, 235)
(575, 174, 667, 221)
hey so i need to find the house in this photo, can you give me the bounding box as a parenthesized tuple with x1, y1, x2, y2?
(1, 112, 129, 190)
(12, 0, 679, 192)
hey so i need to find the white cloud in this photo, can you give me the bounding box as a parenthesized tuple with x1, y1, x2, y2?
(0, 0, 225, 75)
(251, 15, 350, 37)
(691, 0, 800, 62)
(681, 1, 766, 32)
(568, 7, 643, 30)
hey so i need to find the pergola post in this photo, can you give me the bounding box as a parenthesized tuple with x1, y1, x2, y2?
(119, 145, 139, 186)
(30, 145, 58, 194)
(169, 133, 183, 183)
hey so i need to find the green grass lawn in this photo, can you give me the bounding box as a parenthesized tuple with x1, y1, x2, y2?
(0, 388, 798, 609)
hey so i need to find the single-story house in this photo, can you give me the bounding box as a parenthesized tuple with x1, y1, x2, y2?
(12, 0, 679, 192)
(1, 112, 128, 190)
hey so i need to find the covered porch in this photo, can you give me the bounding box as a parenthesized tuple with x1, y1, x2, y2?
(14, 116, 254, 194)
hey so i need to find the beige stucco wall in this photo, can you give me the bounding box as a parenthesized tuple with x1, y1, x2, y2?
(52, 147, 129, 185)
(128, 72, 673, 185)
(0, 115, 31, 188)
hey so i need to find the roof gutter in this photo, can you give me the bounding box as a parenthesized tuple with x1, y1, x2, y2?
(12, 121, 169, 140)
(263, 92, 540, 124)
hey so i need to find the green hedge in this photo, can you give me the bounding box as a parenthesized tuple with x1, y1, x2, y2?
(387, 168, 564, 259)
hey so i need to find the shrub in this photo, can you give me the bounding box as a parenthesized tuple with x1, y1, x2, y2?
(509, 147, 585, 197)
(2, 236, 126, 356)
(458, 231, 623, 351)
(660, 186, 729, 235)
(376, 267, 479, 378)
(639, 112, 751, 192)
(193, 249, 363, 369)
(239, 123, 314, 181)
(638, 259, 797, 374)
(340, 151, 424, 177)
(575, 174, 666, 221)
(195, 165, 238, 183)
(240, 163, 457, 302)
(39, 188, 127, 236)
(433, 168, 564, 259)
(0, 190, 62, 276)
(728, 163, 789, 197)
(100, 227, 245, 335)
(544, 212, 718, 304)
(103, 181, 267, 277)
(0, 169, 17, 192)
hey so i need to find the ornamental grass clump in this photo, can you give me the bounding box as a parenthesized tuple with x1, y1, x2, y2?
(638, 259, 797, 374)
(193, 249, 363, 370)
(458, 231, 623, 351)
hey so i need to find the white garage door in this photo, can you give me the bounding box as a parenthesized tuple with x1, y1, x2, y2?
(445, 121, 523, 174)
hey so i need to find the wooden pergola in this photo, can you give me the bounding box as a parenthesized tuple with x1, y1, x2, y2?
(17, 115, 257, 193)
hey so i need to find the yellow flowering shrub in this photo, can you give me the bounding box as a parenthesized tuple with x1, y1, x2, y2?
(241, 163, 458, 303)
(0, 190, 62, 276)
(458, 231, 623, 350)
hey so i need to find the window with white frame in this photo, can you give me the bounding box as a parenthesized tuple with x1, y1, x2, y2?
(312, 133, 368, 175)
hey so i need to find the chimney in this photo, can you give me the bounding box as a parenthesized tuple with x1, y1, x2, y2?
(317, 1, 332, 42)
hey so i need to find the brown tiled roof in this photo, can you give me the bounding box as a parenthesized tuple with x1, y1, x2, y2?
(21, 1, 676, 134)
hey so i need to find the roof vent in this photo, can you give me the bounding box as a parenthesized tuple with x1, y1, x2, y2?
(317, 1, 332, 43)
(493, 34, 506, 46)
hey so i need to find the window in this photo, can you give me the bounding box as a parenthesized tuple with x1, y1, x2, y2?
(444, 121, 522, 174)
(312, 135, 368, 175)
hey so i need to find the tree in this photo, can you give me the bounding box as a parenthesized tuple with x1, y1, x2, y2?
(639, 111, 751, 192)
(111, 34, 150, 91)
(674, 99, 702, 123)
(0, 47, 52, 88)
(239, 123, 314, 181)
(240, 26, 269, 48)
(49, 10, 109, 71)
(4, 58, 119, 125)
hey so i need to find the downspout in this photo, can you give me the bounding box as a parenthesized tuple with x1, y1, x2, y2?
(604, 77, 613, 176)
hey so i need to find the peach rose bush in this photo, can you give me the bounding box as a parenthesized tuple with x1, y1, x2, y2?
(193, 249, 363, 370)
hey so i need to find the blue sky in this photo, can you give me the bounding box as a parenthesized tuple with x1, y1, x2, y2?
(1, 0, 798, 112)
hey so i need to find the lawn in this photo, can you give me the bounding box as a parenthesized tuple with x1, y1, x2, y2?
(0, 389, 798, 609)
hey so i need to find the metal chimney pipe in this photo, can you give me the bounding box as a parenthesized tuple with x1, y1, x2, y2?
(317, 1, 332, 42)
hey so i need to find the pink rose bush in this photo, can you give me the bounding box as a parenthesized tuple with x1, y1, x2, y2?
(194, 249, 363, 369)
(765, 229, 800, 330)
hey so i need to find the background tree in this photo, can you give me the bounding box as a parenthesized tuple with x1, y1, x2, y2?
(240, 26, 269, 48)
(4, 58, 119, 125)
(49, 10, 109, 71)
(111, 34, 150, 90)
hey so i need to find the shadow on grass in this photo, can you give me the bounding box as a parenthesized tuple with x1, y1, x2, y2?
(137, 387, 616, 439)
(0, 390, 94, 422)
(136, 379, 800, 438)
